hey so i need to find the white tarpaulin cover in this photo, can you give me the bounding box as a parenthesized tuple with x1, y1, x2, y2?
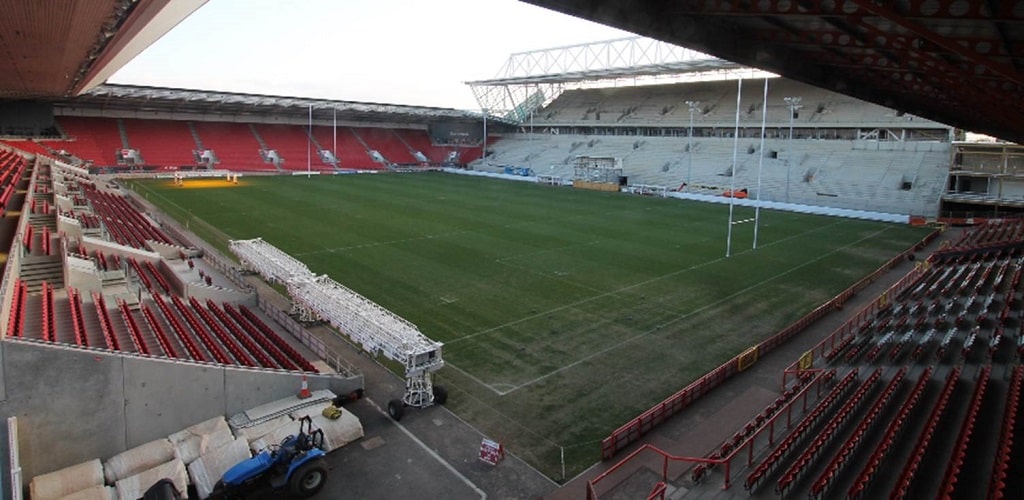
(291, 407, 363, 453)
(114, 459, 187, 500)
(169, 416, 234, 465)
(103, 438, 175, 484)
(232, 415, 293, 445)
(58, 485, 116, 500)
(29, 459, 104, 500)
(187, 437, 251, 499)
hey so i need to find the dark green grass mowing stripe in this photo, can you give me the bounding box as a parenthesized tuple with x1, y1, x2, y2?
(131, 172, 931, 480)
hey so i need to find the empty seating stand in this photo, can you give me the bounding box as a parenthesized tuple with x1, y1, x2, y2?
(5, 261, 315, 373)
(394, 129, 452, 163)
(776, 368, 882, 496)
(0, 150, 27, 215)
(205, 300, 278, 370)
(890, 367, 962, 499)
(121, 119, 198, 167)
(67, 288, 88, 347)
(92, 292, 119, 351)
(988, 366, 1023, 499)
(57, 116, 122, 166)
(169, 294, 229, 364)
(358, 127, 417, 164)
(151, 293, 206, 362)
(253, 124, 325, 171)
(848, 367, 932, 499)
(937, 365, 992, 499)
(809, 368, 905, 499)
(0, 139, 53, 160)
(84, 188, 173, 250)
(139, 302, 179, 359)
(744, 369, 859, 491)
(221, 303, 299, 371)
(238, 305, 317, 372)
(40, 282, 55, 342)
(188, 296, 254, 368)
(191, 121, 265, 170)
(310, 126, 379, 170)
(654, 220, 1024, 499)
(117, 299, 150, 355)
(6, 279, 27, 338)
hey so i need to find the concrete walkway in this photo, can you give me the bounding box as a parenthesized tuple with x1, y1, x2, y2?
(244, 276, 558, 500)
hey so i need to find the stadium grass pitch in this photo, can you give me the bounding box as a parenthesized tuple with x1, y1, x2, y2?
(131, 172, 933, 480)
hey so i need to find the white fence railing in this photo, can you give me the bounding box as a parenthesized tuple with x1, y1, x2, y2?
(257, 296, 359, 377)
(8, 417, 22, 500)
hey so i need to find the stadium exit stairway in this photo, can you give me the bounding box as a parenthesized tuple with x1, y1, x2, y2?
(551, 227, 957, 500)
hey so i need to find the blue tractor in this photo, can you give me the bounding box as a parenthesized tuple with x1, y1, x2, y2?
(209, 416, 328, 499)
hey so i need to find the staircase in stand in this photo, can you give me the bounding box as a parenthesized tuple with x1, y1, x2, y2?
(349, 129, 389, 169)
(116, 119, 130, 149)
(187, 121, 205, 151)
(250, 124, 283, 171)
(306, 132, 339, 170)
(392, 130, 428, 163)
(19, 259, 64, 292)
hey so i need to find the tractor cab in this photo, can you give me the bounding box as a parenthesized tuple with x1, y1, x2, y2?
(212, 416, 328, 498)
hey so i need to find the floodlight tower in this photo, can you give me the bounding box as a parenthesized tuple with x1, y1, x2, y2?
(784, 96, 802, 202)
(685, 100, 701, 187)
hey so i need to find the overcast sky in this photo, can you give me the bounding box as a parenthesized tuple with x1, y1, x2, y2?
(110, 0, 632, 110)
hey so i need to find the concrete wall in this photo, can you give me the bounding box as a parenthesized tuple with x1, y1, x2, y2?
(82, 236, 161, 263)
(157, 258, 255, 305)
(148, 240, 193, 261)
(64, 254, 102, 294)
(56, 214, 82, 240)
(0, 340, 362, 483)
(183, 281, 255, 305)
(665, 192, 911, 223)
(1, 341, 126, 486)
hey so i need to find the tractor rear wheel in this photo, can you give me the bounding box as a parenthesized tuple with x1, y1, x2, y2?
(289, 458, 327, 497)
(432, 385, 448, 405)
(387, 399, 405, 421)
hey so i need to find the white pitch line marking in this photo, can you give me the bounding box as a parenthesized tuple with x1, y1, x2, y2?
(448, 219, 848, 346)
(493, 225, 894, 395)
(451, 221, 886, 395)
(365, 397, 487, 499)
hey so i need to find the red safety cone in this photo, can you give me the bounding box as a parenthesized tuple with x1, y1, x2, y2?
(298, 375, 312, 399)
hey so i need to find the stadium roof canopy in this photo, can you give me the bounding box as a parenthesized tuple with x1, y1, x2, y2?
(60, 84, 485, 125)
(0, 0, 487, 126)
(468, 36, 753, 123)
(525, 0, 1024, 143)
(468, 36, 744, 86)
(0, 0, 207, 99)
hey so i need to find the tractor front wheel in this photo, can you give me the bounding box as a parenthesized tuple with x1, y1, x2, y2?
(388, 399, 405, 421)
(289, 458, 328, 498)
